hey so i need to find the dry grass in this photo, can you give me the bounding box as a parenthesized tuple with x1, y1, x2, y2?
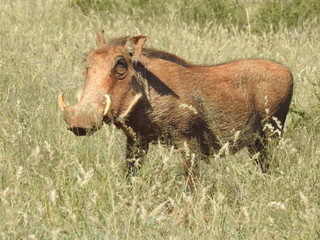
(0, 0, 319, 239)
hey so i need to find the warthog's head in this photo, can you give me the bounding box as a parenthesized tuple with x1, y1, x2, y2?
(58, 30, 146, 135)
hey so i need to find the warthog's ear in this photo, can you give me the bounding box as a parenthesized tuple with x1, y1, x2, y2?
(96, 30, 107, 48)
(125, 35, 147, 59)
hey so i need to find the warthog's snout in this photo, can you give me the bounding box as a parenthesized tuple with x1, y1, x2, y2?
(58, 92, 110, 136)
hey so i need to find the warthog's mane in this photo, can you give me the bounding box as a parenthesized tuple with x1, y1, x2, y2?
(107, 36, 194, 68)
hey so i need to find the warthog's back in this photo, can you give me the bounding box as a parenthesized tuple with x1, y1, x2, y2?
(197, 59, 293, 119)
(140, 58, 293, 150)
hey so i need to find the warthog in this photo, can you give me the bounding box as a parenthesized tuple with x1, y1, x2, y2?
(59, 30, 293, 189)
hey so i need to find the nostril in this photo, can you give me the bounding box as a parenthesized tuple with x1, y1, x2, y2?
(69, 127, 88, 136)
(68, 127, 98, 136)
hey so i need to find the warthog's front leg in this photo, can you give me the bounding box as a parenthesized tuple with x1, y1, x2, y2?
(182, 141, 200, 191)
(126, 137, 149, 179)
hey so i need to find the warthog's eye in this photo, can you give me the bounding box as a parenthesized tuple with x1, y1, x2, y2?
(114, 57, 128, 79)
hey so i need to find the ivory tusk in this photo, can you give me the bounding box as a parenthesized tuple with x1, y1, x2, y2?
(119, 93, 142, 119)
(58, 92, 67, 110)
(103, 94, 111, 116)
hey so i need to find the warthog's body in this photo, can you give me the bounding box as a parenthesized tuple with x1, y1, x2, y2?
(59, 31, 293, 189)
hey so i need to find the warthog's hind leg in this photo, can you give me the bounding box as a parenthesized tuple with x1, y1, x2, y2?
(248, 135, 269, 173)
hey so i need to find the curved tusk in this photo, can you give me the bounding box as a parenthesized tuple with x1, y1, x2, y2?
(58, 92, 67, 110)
(119, 93, 142, 119)
(103, 94, 111, 116)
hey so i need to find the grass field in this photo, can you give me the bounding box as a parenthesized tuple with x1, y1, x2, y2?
(0, 0, 319, 239)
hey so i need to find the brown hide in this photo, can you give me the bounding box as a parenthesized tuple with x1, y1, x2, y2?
(126, 57, 292, 149)
(59, 31, 293, 189)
